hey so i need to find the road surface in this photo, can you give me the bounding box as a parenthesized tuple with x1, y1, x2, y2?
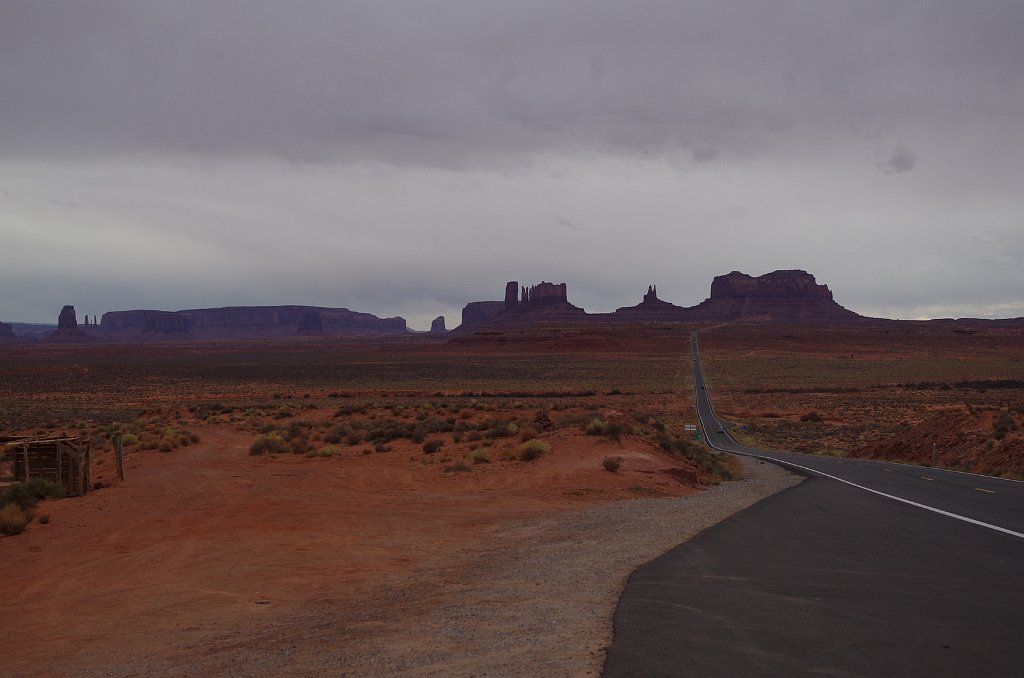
(603, 335, 1024, 677)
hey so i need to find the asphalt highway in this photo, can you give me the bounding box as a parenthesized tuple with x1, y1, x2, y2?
(690, 334, 1024, 538)
(603, 335, 1024, 677)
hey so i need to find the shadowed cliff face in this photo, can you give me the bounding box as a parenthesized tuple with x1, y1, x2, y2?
(690, 270, 859, 322)
(710, 270, 834, 300)
(97, 306, 406, 340)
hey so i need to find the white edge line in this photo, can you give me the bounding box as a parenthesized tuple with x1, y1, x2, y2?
(752, 456, 1024, 541)
(690, 336, 1024, 541)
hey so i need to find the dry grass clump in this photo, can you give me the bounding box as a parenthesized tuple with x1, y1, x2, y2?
(519, 439, 550, 461)
(0, 503, 31, 536)
(249, 434, 290, 455)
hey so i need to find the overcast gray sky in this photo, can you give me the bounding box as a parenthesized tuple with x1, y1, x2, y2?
(2, 1, 1022, 329)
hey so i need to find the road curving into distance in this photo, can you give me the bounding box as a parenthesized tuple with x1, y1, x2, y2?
(603, 334, 1024, 678)
(690, 333, 1024, 539)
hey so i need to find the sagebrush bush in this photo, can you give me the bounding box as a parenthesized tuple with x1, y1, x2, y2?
(800, 411, 824, 423)
(519, 439, 550, 461)
(0, 504, 30, 536)
(249, 434, 290, 455)
(0, 478, 66, 510)
(469, 448, 491, 464)
(602, 456, 623, 472)
(518, 425, 539, 442)
(422, 438, 444, 454)
(443, 460, 472, 473)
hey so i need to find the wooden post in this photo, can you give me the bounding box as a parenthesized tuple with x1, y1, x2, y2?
(114, 435, 126, 482)
(22, 443, 30, 481)
(57, 444, 63, 488)
(82, 439, 91, 494)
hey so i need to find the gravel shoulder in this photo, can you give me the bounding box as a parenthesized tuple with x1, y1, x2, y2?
(187, 457, 800, 677)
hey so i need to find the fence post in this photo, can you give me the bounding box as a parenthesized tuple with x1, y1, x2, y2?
(114, 436, 126, 482)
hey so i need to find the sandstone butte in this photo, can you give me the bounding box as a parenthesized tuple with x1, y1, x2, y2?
(458, 269, 867, 330)
(19, 269, 1024, 342)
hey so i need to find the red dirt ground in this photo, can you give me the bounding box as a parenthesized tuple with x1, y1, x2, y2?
(2, 424, 706, 676)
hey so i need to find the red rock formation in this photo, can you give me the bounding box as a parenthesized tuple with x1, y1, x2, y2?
(98, 306, 406, 340)
(615, 284, 685, 316)
(57, 305, 78, 330)
(430, 316, 447, 333)
(503, 281, 585, 316)
(459, 301, 505, 329)
(0, 321, 12, 338)
(47, 305, 93, 342)
(297, 311, 323, 334)
(144, 312, 191, 334)
(687, 270, 861, 322)
(504, 282, 519, 310)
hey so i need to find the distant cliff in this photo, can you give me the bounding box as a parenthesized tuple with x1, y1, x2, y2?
(614, 285, 686, 317)
(99, 305, 407, 339)
(684, 270, 861, 322)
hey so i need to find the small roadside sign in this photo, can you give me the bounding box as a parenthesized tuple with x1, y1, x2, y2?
(684, 424, 696, 431)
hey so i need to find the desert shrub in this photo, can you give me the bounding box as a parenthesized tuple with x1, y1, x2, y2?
(374, 442, 391, 453)
(469, 448, 491, 464)
(443, 460, 472, 473)
(318, 445, 340, 457)
(422, 438, 444, 454)
(602, 456, 623, 472)
(273, 409, 295, 419)
(39, 514, 50, 525)
(604, 422, 628, 441)
(0, 478, 66, 510)
(800, 411, 824, 423)
(335, 405, 368, 417)
(518, 425, 539, 442)
(993, 411, 1018, 439)
(290, 437, 312, 454)
(249, 434, 290, 455)
(158, 440, 173, 452)
(411, 427, 427, 444)
(120, 433, 139, 446)
(585, 418, 608, 435)
(0, 504, 31, 536)
(519, 439, 550, 461)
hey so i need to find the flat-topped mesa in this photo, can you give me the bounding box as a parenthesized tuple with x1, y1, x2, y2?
(690, 270, 861, 322)
(98, 306, 407, 340)
(0, 321, 12, 338)
(430, 316, 447, 333)
(710, 269, 834, 300)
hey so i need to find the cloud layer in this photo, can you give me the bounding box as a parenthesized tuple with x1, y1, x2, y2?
(1, 1, 1023, 326)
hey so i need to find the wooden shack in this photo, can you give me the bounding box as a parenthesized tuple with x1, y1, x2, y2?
(0, 435, 91, 496)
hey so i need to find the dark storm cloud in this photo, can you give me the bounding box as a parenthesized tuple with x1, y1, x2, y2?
(2, 1, 1022, 166)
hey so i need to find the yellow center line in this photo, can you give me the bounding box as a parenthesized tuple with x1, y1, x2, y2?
(920, 476, 934, 481)
(975, 487, 996, 494)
